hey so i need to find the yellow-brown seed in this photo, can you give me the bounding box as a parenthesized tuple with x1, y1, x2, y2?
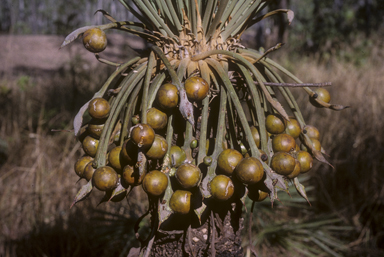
(169, 190, 192, 215)
(210, 175, 234, 201)
(82, 28, 107, 53)
(184, 76, 209, 101)
(92, 166, 119, 191)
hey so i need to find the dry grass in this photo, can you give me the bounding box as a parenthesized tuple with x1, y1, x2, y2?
(241, 42, 384, 256)
(293, 49, 384, 207)
(0, 35, 383, 256)
(275, 43, 384, 255)
(0, 50, 149, 256)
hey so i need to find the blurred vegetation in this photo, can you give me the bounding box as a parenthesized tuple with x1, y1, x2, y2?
(3, 0, 383, 63)
(241, 0, 384, 64)
(0, 0, 134, 34)
(1, 0, 384, 256)
(0, 54, 150, 256)
(287, 0, 384, 63)
(3, 0, 383, 47)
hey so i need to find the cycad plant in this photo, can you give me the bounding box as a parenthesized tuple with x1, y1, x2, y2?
(62, 0, 347, 256)
(246, 176, 353, 256)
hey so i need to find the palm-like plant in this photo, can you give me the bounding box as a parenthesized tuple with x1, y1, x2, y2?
(62, 0, 347, 256)
(245, 176, 353, 256)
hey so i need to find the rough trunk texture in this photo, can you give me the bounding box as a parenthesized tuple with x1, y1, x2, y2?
(150, 199, 244, 257)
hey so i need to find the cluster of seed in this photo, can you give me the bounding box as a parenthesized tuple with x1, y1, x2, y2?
(73, 27, 332, 213)
(267, 114, 315, 177)
(202, 114, 320, 204)
(73, 76, 211, 211)
(74, 81, 327, 213)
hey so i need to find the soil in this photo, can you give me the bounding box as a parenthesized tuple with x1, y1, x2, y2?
(150, 205, 244, 257)
(0, 33, 147, 79)
(134, 198, 245, 257)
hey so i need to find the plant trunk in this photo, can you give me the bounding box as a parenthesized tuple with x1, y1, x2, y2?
(150, 199, 244, 257)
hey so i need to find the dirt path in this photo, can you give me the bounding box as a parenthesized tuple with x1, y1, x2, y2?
(0, 34, 146, 79)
